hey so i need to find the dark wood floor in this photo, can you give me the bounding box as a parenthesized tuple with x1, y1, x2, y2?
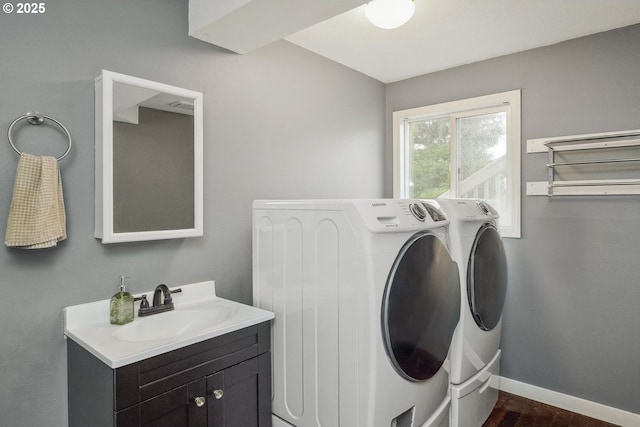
(482, 392, 619, 427)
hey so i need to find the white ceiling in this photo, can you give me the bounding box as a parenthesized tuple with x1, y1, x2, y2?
(188, 0, 640, 84)
(284, 0, 640, 83)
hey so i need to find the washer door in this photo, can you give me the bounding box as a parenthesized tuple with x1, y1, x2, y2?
(382, 232, 461, 382)
(467, 223, 508, 331)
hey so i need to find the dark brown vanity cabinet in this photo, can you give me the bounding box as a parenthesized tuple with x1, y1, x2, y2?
(67, 322, 272, 427)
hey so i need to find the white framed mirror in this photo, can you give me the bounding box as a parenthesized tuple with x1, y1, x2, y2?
(95, 70, 203, 243)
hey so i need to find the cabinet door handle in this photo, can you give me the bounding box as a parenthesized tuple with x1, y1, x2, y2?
(192, 396, 206, 407)
(212, 389, 223, 400)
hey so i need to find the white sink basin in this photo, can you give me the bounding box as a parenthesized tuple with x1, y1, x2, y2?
(63, 281, 274, 368)
(113, 306, 237, 342)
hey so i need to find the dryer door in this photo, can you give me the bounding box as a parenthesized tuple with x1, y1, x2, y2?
(382, 232, 461, 382)
(467, 223, 508, 331)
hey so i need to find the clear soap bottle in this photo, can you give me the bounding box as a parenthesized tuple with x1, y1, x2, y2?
(110, 276, 134, 325)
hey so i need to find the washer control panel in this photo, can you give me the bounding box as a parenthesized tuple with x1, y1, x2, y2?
(352, 199, 449, 232)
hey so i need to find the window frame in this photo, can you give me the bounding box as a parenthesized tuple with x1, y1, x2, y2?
(392, 90, 521, 238)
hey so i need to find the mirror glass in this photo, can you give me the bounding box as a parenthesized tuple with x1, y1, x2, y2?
(95, 70, 203, 243)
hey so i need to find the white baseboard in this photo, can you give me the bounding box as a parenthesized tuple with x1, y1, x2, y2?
(496, 376, 640, 427)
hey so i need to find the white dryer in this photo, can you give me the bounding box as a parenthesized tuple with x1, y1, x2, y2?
(253, 199, 461, 427)
(436, 198, 508, 427)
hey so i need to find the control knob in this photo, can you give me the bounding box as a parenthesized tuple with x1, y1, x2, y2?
(409, 203, 427, 221)
(477, 201, 490, 215)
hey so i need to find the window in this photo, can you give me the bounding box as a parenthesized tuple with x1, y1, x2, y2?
(393, 90, 521, 238)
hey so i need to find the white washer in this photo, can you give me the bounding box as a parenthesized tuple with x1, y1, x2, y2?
(253, 199, 461, 427)
(436, 198, 508, 427)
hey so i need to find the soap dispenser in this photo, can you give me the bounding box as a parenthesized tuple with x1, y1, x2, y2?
(110, 276, 134, 325)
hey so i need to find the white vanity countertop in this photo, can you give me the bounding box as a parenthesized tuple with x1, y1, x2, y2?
(63, 281, 274, 368)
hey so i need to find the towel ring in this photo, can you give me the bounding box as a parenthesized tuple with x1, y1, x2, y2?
(7, 112, 72, 161)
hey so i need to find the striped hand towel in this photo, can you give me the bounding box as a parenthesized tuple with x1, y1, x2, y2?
(5, 153, 67, 249)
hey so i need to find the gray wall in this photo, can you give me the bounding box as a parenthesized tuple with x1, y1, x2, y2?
(0, 1, 384, 426)
(386, 25, 640, 413)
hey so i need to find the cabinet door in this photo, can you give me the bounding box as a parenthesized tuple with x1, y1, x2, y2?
(116, 378, 208, 427)
(207, 353, 271, 427)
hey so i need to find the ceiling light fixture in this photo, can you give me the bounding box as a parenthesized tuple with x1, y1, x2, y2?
(365, 0, 415, 30)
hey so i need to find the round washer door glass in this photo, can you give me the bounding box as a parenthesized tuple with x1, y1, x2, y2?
(468, 224, 508, 331)
(382, 232, 461, 381)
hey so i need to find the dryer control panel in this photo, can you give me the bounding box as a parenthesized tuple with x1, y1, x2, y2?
(437, 198, 499, 221)
(351, 199, 449, 232)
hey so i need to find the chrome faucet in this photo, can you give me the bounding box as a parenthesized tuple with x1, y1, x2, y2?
(137, 284, 182, 317)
